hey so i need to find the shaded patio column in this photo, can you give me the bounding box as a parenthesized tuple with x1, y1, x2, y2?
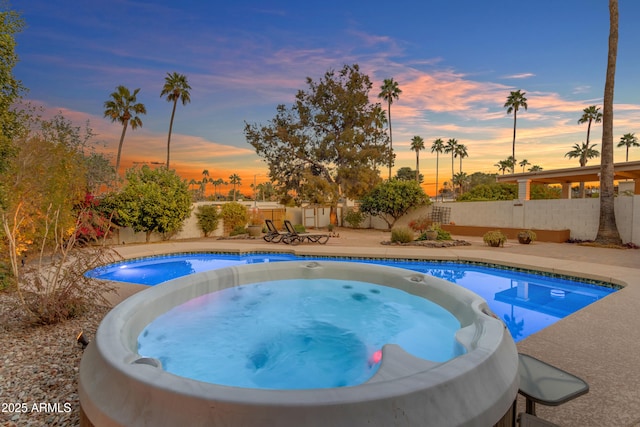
(561, 182, 572, 199)
(517, 179, 531, 201)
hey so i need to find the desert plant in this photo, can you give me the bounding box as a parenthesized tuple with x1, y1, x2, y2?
(344, 208, 366, 228)
(517, 229, 537, 244)
(195, 205, 220, 237)
(483, 230, 507, 247)
(220, 202, 249, 236)
(390, 226, 414, 244)
(2, 203, 118, 324)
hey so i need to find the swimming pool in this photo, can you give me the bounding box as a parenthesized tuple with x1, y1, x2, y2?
(87, 252, 617, 342)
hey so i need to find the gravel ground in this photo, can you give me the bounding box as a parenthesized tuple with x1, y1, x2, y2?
(0, 292, 109, 427)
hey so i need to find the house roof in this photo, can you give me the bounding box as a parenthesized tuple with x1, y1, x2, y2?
(495, 160, 640, 185)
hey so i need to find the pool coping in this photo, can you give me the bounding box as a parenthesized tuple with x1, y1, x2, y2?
(102, 236, 640, 427)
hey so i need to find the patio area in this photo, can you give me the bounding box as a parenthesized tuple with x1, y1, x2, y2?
(103, 228, 640, 426)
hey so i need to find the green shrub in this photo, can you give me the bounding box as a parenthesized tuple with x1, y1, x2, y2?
(294, 223, 306, 233)
(437, 228, 452, 241)
(220, 202, 249, 236)
(391, 226, 414, 243)
(230, 225, 248, 236)
(195, 205, 220, 237)
(344, 208, 366, 228)
(483, 230, 507, 247)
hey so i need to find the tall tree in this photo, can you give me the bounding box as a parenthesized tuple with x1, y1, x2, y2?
(617, 133, 639, 162)
(229, 173, 241, 201)
(529, 165, 543, 172)
(519, 159, 531, 173)
(160, 72, 191, 169)
(245, 64, 389, 206)
(201, 169, 210, 196)
(0, 5, 26, 142)
(410, 135, 425, 183)
(444, 138, 458, 190)
(454, 143, 468, 173)
(578, 105, 602, 152)
(430, 138, 445, 201)
(504, 89, 528, 173)
(103, 86, 146, 175)
(378, 78, 402, 180)
(596, 0, 622, 245)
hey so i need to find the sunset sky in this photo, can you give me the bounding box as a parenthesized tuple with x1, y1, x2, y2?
(12, 0, 640, 197)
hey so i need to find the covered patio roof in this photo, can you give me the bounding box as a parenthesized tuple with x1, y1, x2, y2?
(495, 160, 640, 199)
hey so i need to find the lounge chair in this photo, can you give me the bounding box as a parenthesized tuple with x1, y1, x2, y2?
(282, 220, 330, 245)
(263, 219, 287, 243)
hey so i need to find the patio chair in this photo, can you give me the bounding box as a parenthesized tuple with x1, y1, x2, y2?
(282, 220, 330, 245)
(263, 219, 287, 243)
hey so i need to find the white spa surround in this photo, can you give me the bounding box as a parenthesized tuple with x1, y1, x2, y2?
(79, 261, 519, 427)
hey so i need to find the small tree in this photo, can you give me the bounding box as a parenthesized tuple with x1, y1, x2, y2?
(103, 165, 192, 242)
(195, 205, 220, 237)
(359, 180, 429, 229)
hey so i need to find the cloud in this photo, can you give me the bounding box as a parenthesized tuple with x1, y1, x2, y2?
(502, 73, 536, 79)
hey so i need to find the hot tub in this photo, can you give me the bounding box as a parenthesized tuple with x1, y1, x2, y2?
(79, 261, 519, 426)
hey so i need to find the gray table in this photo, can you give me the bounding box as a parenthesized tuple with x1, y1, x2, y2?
(518, 353, 589, 416)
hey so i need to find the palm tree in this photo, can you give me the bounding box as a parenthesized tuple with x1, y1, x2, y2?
(495, 160, 509, 175)
(229, 173, 241, 201)
(565, 142, 600, 198)
(596, 0, 622, 245)
(617, 132, 639, 161)
(578, 106, 602, 153)
(212, 178, 225, 200)
(565, 142, 600, 167)
(160, 72, 191, 169)
(454, 143, 468, 173)
(504, 89, 528, 173)
(519, 159, 531, 173)
(410, 135, 425, 183)
(430, 138, 445, 201)
(528, 165, 543, 172)
(452, 171, 468, 196)
(201, 169, 210, 197)
(444, 138, 458, 190)
(378, 78, 402, 179)
(103, 85, 147, 175)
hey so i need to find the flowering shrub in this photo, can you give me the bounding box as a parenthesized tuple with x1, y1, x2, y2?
(408, 216, 432, 233)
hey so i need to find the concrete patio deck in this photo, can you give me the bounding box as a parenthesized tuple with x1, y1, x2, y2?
(105, 229, 640, 427)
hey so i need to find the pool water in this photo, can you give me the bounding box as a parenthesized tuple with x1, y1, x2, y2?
(88, 253, 617, 342)
(137, 278, 464, 389)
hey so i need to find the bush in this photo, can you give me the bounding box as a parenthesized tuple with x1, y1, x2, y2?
(344, 208, 366, 228)
(408, 215, 432, 233)
(390, 226, 414, 243)
(195, 205, 220, 237)
(483, 230, 507, 247)
(2, 206, 117, 324)
(230, 225, 248, 236)
(220, 202, 249, 236)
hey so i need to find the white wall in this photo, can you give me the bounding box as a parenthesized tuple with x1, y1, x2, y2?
(108, 196, 640, 245)
(396, 195, 639, 244)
